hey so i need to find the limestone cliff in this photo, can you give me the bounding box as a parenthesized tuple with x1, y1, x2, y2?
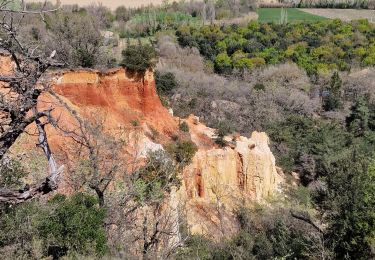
(0, 56, 282, 236)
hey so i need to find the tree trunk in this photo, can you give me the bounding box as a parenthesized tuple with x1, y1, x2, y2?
(0, 109, 63, 204)
(95, 187, 105, 208)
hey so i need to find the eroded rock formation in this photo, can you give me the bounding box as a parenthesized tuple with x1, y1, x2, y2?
(180, 116, 282, 237)
(0, 56, 282, 237)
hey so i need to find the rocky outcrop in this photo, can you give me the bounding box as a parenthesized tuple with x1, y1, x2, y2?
(31, 68, 178, 169)
(1, 58, 282, 237)
(184, 131, 279, 203)
(50, 68, 177, 137)
(179, 116, 282, 236)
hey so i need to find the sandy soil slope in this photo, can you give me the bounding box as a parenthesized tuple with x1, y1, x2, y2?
(26, 0, 164, 9)
(301, 8, 375, 22)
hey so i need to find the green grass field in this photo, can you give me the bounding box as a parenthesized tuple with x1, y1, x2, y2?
(258, 8, 327, 23)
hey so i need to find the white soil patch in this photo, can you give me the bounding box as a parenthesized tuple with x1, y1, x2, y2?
(301, 8, 375, 22)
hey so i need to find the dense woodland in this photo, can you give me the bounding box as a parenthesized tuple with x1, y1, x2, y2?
(177, 20, 375, 75)
(0, 0, 374, 259)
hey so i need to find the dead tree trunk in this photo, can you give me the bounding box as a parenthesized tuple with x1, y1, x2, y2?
(0, 109, 63, 204)
(0, 0, 63, 204)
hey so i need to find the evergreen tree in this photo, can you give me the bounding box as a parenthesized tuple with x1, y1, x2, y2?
(323, 71, 343, 111)
(324, 153, 375, 259)
(346, 98, 370, 137)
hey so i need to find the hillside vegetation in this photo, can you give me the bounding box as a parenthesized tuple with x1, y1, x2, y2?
(1, 0, 375, 259)
(177, 19, 375, 76)
(25, 0, 165, 9)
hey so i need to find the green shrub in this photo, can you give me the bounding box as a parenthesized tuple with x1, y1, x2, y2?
(0, 158, 28, 189)
(322, 71, 343, 111)
(159, 95, 169, 108)
(132, 151, 179, 204)
(266, 115, 350, 184)
(289, 185, 312, 208)
(175, 235, 214, 259)
(214, 52, 232, 74)
(166, 140, 198, 165)
(346, 98, 370, 137)
(254, 83, 265, 91)
(363, 53, 375, 66)
(131, 120, 140, 127)
(214, 121, 232, 147)
(0, 202, 41, 259)
(177, 206, 321, 259)
(324, 153, 375, 258)
(0, 193, 107, 259)
(75, 48, 96, 68)
(179, 121, 189, 132)
(155, 71, 178, 94)
(120, 44, 158, 73)
(38, 193, 107, 258)
(253, 233, 274, 259)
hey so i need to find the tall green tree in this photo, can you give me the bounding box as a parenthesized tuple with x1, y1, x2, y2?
(323, 71, 343, 111)
(324, 152, 375, 259)
(346, 98, 370, 137)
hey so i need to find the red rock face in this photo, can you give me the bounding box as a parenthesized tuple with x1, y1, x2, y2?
(1, 57, 282, 239)
(0, 53, 177, 151)
(0, 59, 179, 192)
(50, 68, 177, 137)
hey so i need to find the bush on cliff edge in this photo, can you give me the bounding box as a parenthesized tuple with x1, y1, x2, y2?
(120, 43, 158, 73)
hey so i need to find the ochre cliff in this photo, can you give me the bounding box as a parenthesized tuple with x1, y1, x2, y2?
(0, 54, 282, 236)
(50, 68, 177, 136)
(184, 116, 279, 203)
(180, 116, 282, 236)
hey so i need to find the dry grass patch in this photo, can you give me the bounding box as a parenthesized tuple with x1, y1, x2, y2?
(26, 0, 164, 9)
(301, 8, 375, 22)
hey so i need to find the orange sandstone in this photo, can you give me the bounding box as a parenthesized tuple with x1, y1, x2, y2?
(1, 57, 282, 237)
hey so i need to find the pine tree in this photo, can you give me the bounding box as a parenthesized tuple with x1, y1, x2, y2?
(323, 71, 343, 111)
(324, 153, 375, 259)
(346, 98, 369, 137)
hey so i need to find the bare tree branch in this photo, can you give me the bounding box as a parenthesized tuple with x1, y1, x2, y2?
(0, 0, 63, 204)
(291, 209, 324, 234)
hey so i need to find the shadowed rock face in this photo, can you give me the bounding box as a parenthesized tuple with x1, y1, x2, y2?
(1, 56, 282, 237)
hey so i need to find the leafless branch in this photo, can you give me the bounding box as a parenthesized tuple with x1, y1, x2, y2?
(0, 0, 63, 204)
(291, 209, 324, 234)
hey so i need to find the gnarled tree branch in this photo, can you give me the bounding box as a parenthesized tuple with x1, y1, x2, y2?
(290, 209, 324, 234)
(0, 108, 63, 204)
(0, 0, 63, 203)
